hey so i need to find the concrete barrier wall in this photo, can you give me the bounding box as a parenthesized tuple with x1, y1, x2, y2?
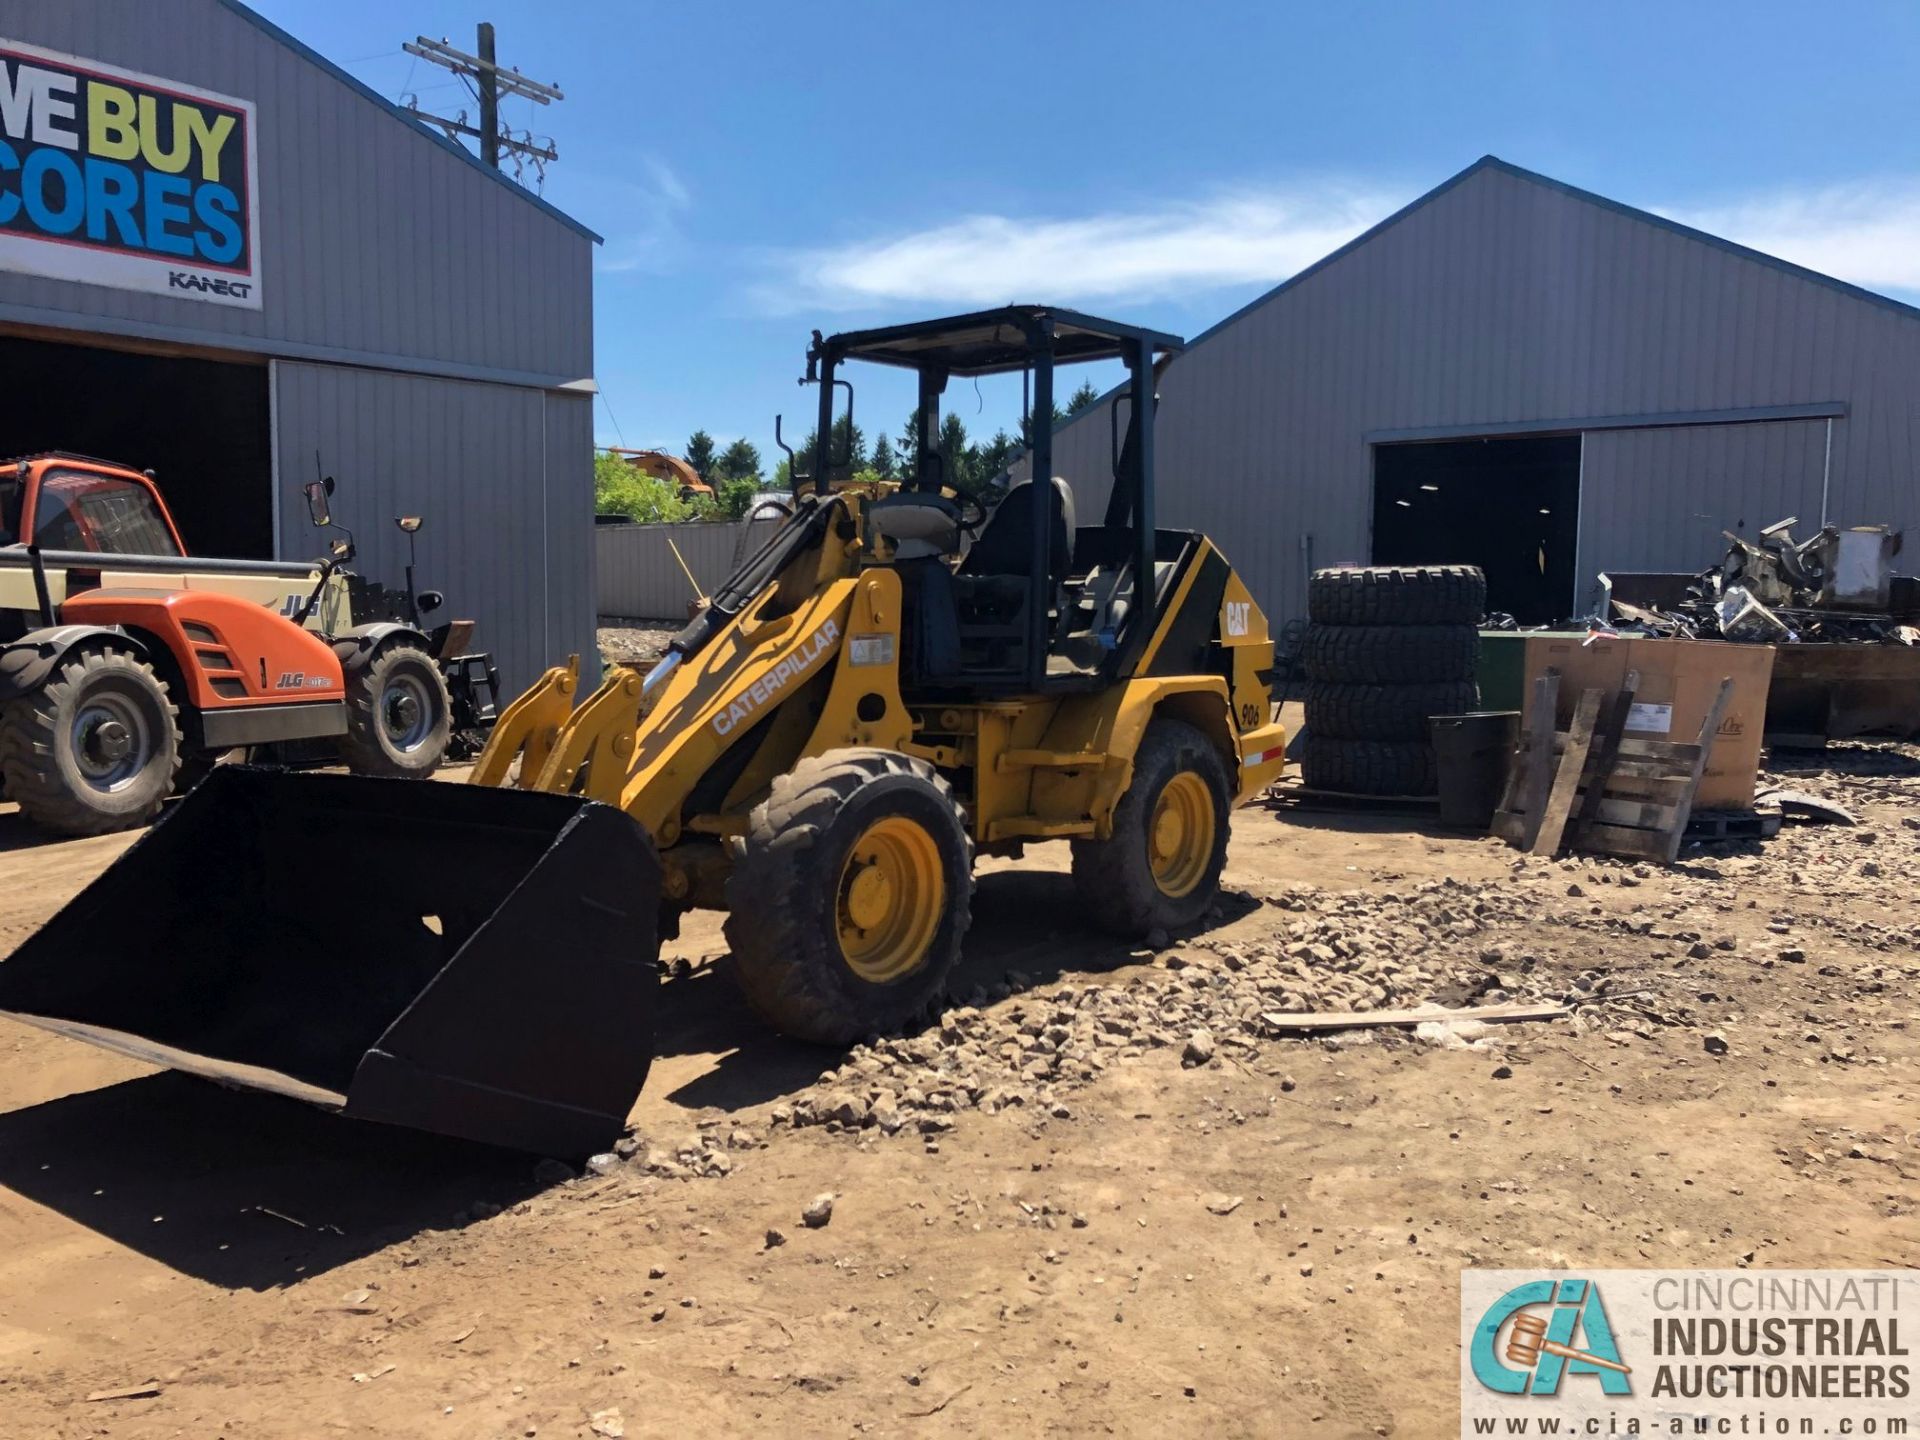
(594, 519, 783, 618)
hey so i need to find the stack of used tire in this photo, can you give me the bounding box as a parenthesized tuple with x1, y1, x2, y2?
(1300, 565, 1485, 795)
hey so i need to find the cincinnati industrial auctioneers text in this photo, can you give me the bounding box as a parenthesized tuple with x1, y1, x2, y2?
(1649, 1274, 1909, 1403)
(0, 37, 260, 307)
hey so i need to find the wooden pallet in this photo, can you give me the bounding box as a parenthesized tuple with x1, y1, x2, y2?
(1685, 807, 1785, 841)
(1493, 669, 1736, 863)
(1264, 783, 1441, 814)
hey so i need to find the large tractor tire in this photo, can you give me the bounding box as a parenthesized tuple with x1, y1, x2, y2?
(1299, 735, 1438, 796)
(724, 749, 975, 1045)
(0, 648, 181, 836)
(1304, 680, 1479, 742)
(1071, 717, 1232, 937)
(1308, 565, 1486, 627)
(340, 641, 452, 779)
(1301, 624, 1478, 685)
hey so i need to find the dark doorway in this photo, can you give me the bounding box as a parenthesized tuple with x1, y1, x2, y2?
(1372, 435, 1581, 624)
(0, 332, 273, 558)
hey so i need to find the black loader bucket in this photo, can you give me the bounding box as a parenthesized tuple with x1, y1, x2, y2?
(0, 767, 661, 1158)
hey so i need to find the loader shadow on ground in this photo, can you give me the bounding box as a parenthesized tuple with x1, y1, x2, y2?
(1248, 799, 1471, 845)
(0, 806, 74, 855)
(655, 867, 1259, 1116)
(0, 1071, 545, 1290)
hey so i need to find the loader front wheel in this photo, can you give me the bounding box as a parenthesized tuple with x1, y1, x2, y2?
(340, 642, 451, 778)
(1071, 717, 1231, 937)
(0, 648, 181, 836)
(724, 750, 974, 1045)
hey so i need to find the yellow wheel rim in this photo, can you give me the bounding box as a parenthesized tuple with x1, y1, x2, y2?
(836, 815, 946, 983)
(1148, 771, 1215, 899)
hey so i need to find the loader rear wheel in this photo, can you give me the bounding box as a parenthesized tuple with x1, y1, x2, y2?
(1071, 717, 1231, 937)
(340, 642, 451, 778)
(724, 750, 974, 1045)
(0, 648, 181, 836)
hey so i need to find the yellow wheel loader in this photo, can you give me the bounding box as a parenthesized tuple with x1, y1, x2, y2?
(0, 307, 1287, 1157)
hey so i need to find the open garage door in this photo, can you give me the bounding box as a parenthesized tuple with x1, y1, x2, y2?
(0, 332, 272, 558)
(1372, 435, 1581, 624)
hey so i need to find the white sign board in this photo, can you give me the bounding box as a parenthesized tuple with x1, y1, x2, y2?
(0, 38, 260, 307)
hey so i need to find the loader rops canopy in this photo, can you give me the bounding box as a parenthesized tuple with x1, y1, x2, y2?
(819, 305, 1184, 376)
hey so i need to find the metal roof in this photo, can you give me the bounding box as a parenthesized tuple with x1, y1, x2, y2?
(212, 0, 601, 245)
(1183, 155, 1920, 359)
(822, 305, 1184, 376)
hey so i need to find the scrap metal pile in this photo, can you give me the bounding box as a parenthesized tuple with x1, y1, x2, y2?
(1604, 517, 1919, 645)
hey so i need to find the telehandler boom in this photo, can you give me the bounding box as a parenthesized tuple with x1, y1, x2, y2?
(0, 307, 1287, 1157)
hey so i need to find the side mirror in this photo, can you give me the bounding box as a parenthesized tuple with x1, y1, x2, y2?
(304, 478, 334, 527)
(396, 516, 423, 534)
(417, 589, 444, 615)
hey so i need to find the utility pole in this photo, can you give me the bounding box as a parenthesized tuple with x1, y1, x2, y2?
(477, 22, 499, 170)
(402, 24, 563, 184)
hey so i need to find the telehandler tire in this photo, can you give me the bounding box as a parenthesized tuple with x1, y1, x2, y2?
(0, 648, 181, 836)
(1071, 717, 1231, 937)
(1308, 565, 1486, 627)
(724, 749, 975, 1045)
(340, 641, 452, 778)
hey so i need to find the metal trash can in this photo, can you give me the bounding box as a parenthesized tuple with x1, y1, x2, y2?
(1430, 711, 1521, 830)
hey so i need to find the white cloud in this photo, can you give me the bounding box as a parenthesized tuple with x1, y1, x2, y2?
(757, 180, 1409, 312)
(1664, 182, 1920, 297)
(588, 157, 693, 276)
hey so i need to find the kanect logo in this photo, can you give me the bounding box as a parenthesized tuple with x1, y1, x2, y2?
(170, 271, 252, 298)
(1469, 1277, 1633, 1396)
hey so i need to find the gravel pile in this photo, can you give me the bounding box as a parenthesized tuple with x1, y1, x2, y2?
(777, 877, 1552, 1141)
(596, 617, 680, 667)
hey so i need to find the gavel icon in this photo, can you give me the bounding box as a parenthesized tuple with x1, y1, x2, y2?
(1506, 1312, 1632, 1375)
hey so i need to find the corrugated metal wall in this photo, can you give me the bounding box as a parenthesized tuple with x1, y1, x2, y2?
(274, 362, 595, 694)
(3, 0, 600, 702)
(595, 520, 784, 618)
(0, 0, 594, 387)
(1577, 420, 1831, 606)
(1046, 161, 1920, 626)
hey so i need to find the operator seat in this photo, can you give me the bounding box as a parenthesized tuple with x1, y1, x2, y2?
(948, 478, 1075, 676)
(958, 477, 1074, 588)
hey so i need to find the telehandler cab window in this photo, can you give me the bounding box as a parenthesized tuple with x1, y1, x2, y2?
(0, 474, 19, 546)
(34, 471, 181, 556)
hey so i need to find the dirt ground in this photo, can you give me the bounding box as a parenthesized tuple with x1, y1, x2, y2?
(0, 721, 1915, 1439)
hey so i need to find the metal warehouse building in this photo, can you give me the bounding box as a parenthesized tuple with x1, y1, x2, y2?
(1049, 156, 1920, 628)
(1, 0, 597, 689)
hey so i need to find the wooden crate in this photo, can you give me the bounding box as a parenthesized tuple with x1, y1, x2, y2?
(1493, 668, 1735, 863)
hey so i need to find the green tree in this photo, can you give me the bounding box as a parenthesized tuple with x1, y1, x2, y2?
(685, 429, 717, 481)
(1018, 399, 1068, 450)
(717, 476, 759, 519)
(713, 438, 763, 483)
(868, 432, 897, 482)
(895, 410, 923, 484)
(594, 450, 692, 523)
(973, 428, 1020, 487)
(830, 414, 866, 473)
(937, 413, 979, 495)
(1065, 380, 1101, 418)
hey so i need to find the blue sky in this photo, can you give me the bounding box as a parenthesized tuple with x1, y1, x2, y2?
(254, 0, 1920, 469)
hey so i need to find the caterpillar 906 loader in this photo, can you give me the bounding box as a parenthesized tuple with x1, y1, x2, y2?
(0, 306, 1287, 1157)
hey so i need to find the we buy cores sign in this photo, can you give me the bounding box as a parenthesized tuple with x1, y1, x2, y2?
(0, 37, 259, 307)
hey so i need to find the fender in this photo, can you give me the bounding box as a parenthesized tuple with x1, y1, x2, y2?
(0, 624, 146, 702)
(331, 622, 436, 680)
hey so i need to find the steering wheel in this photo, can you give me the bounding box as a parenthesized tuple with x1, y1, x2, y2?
(952, 489, 988, 534)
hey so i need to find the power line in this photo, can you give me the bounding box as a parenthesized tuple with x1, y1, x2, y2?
(401, 23, 563, 188)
